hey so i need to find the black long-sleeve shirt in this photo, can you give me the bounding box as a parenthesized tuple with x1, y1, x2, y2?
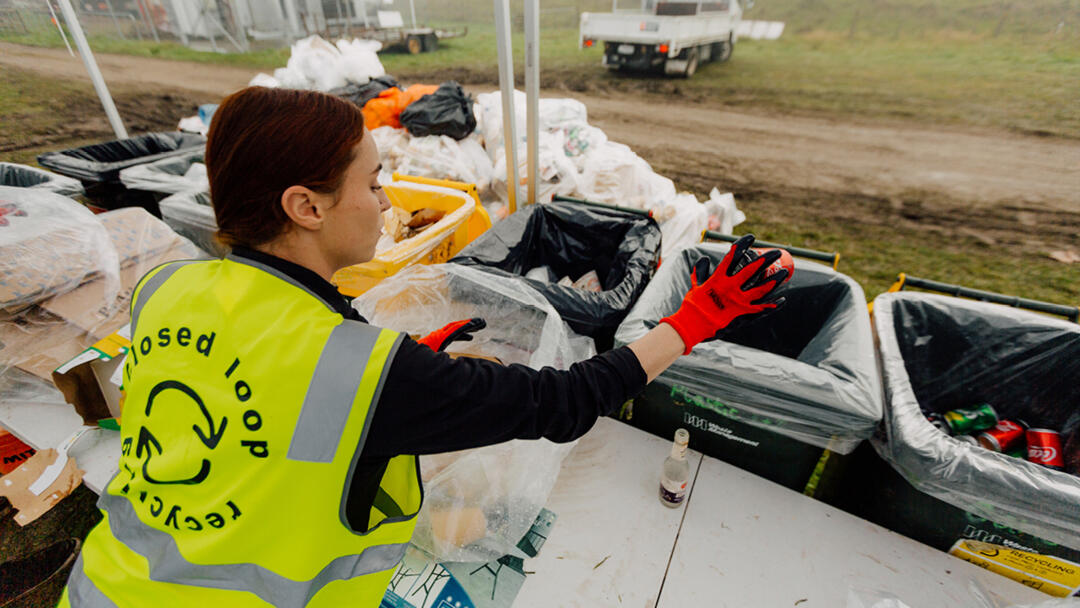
(231, 248, 647, 528)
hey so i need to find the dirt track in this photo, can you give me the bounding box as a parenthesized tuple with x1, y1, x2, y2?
(2, 41, 1078, 253)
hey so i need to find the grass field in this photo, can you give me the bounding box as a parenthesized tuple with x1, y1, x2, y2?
(2, 0, 1077, 137)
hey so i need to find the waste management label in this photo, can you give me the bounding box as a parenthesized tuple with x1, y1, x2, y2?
(949, 539, 1080, 597)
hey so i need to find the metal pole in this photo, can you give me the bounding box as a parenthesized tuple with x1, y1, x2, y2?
(524, 0, 539, 205)
(283, 0, 302, 40)
(56, 0, 128, 140)
(169, 0, 189, 45)
(100, 0, 126, 38)
(408, 0, 417, 29)
(493, 0, 519, 214)
(46, 1, 75, 56)
(135, 0, 159, 42)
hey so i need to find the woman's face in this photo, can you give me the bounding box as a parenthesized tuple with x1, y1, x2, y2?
(322, 130, 390, 269)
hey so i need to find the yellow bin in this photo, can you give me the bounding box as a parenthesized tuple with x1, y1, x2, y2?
(333, 175, 492, 298)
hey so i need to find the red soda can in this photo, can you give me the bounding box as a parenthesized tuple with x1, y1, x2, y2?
(1026, 429, 1065, 471)
(977, 420, 1026, 452)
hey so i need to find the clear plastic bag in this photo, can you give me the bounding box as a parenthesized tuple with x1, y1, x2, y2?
(353, 263, 595, 562)
(0, 187, 119, 314)
(847, 582, 1080, 608)
(616, 243, 883, 453)
(157, 191, 225, 257)
(872, 292, 1080, 549)
(118, 148, 207, 196)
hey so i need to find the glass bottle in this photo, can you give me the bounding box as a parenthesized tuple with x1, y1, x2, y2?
(659, 428, 690, 508)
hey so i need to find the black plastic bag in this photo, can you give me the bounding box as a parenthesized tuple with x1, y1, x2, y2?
(37, 132, 206, 184)
(331, 75, 400, 108)
(451, 201, 661, 345)
(0, 163, 84, 197)
(399, 81, 476, 140)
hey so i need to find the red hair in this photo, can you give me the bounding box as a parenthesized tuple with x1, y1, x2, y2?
(205, 86, 366, 248)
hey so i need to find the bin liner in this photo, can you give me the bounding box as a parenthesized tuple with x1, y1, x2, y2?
(399, 81, 477, 140)
(158, 190, 226, 257)
(37, 132, 206, 184)
(451, 201, 662, 343)
(353, 263, 595, 563)
(871, 291, 1080, 549)
(615, 243, 882, 453)
(118, 148, 207, 196)
(0, 163, 84, 197)
(331, 75, 399, 107)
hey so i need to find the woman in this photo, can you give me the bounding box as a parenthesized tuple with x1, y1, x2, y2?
(62, 87, 786, 607)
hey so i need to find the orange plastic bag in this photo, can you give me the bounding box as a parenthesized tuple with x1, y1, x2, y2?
(362, 84, 439, 130)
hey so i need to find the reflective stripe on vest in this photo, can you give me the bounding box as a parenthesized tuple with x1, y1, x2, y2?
(130, 261, 196, 336)
(95, 491, 407, 607)
(67, 555, 118, 608)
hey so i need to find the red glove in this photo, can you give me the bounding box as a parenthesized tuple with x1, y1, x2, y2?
(417, 318, 487, 352)
(660, 235, 790, 355)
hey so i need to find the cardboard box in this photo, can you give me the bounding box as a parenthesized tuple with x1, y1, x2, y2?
(52, 325, 130, 425)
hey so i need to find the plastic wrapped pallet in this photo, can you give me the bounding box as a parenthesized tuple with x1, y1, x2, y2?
(616, 243, 883, 453)
(0, 163, 84, 197)
(118, 148, 208, 197)
(353, 263, 595, 563)
(452, 200, 662, 345)
(157, 190, 226, 258)
(871, 291, 1080, 549)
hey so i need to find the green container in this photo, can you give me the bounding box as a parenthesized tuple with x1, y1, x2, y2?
(615, 381, 853, 496)
(943, 403, 998, 435)
(824, 443, 1080, 573)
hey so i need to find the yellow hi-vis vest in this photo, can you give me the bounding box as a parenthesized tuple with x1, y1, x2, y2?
(61, 255, 422, 607)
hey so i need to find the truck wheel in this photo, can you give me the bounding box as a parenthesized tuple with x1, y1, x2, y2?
(714, 36, 734, 63)
(422, 33, 438, 52)
(406, 35, 423, 54)
(683, 47, 699, 78)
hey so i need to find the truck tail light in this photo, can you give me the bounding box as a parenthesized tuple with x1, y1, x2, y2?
(584, 39, 594, 47)
(658, 43, 669, 54)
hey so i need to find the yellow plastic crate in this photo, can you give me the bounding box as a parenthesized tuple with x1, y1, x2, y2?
(333, 176, 492, 298)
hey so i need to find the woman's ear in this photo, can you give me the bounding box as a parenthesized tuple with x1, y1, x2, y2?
(280, 185, 326, 232)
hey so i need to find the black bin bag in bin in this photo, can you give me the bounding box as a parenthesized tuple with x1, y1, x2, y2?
(399, 81, 476, 140)
(118, 148, 207, 199)
(0, 163, 84, 197)
(871, 292, 1080, 550)
(38, 132, 205, 216)
(614, 243, 882, 491)
(450, 201, 662, 346)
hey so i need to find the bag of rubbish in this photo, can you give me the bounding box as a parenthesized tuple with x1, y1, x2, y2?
(362, 84, 439, 131)
(393, 134, 493, 194)
(452, 200, 662, 345)
(871, 291, 1080, 549)
(118, 148, 207, 197)
(158, 190, 226, 257)
(616, 243, 883, 453)
(475, 91, 589, 158)
(400, 81, 477, 140)
(0, 163, 84, 197)
(331, 75, 399, 107)
(353, 263, 595, 562)
(489, 131, 581, 205)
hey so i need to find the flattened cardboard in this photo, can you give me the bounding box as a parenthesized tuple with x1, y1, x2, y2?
(51, 327, 130, 425)
(0, 448, 84, 526)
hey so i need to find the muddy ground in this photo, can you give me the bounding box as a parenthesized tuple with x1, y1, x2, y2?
(2, 41, 1078, 270)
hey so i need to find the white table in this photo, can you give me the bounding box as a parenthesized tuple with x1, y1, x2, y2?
(522, 418, 1047, 608)
(0, 399, 119, 494)
(516, 418, 702, 608)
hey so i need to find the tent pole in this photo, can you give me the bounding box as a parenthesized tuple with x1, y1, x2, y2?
(524, 0, 539, 206)
(493, 0, 519, 214)
(56, 0, 128, 140)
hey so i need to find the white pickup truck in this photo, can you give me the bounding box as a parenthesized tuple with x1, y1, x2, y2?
(580, 1, 750, 77)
